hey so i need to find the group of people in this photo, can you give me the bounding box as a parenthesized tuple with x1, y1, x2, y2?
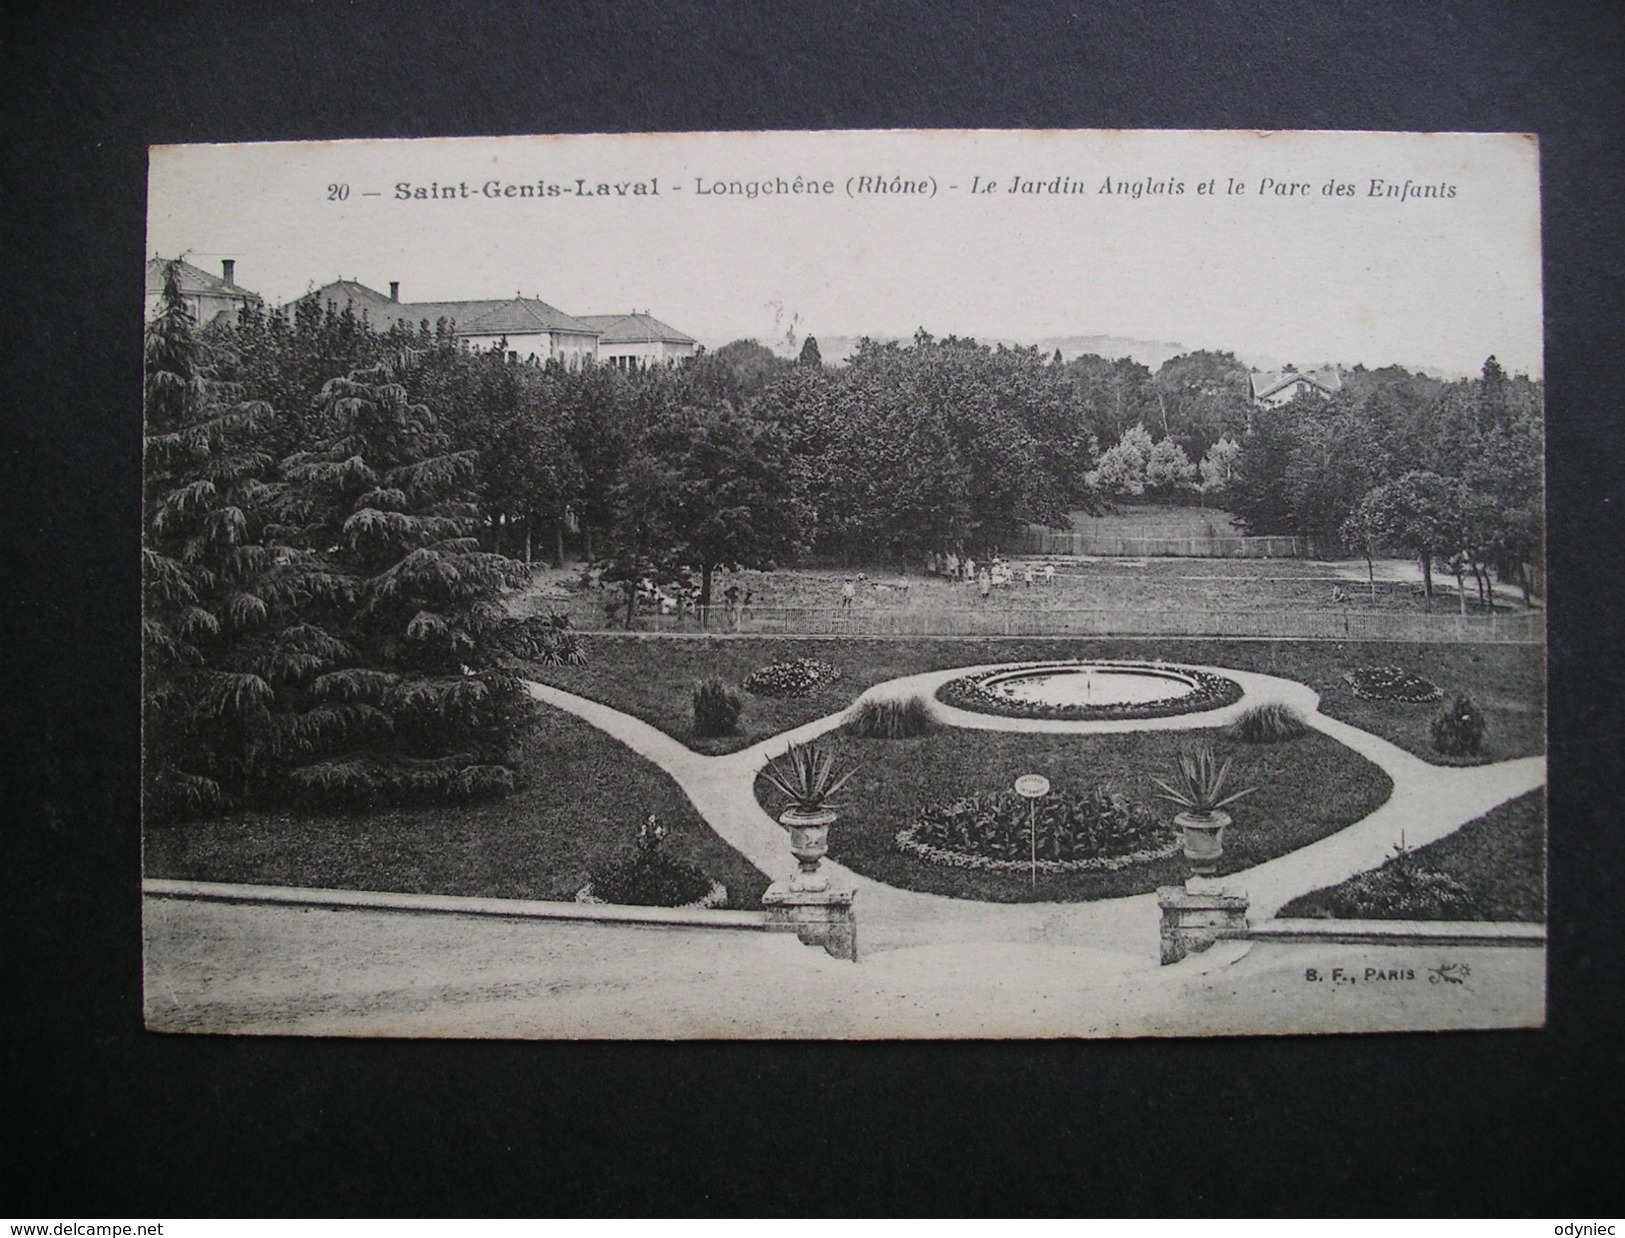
(926, 551, 1057, 598)
(632, 577, 755, 628)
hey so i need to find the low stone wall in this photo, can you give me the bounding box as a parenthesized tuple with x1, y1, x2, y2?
(142, 878, 783, 933)
(1158, 882, 1545, 965)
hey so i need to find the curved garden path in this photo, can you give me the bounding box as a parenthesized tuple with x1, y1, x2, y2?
(523, 663, 1545, 965)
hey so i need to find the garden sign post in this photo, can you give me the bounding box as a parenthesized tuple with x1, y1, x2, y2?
(1014, 774, 1051, 890)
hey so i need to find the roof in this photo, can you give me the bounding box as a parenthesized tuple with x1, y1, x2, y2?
(295, 282, 598, 336)
(576, 312, 695, 346)
(300, 279, 398, 319)
(146, 257, 261, 301)
(1251, 367, 1342, 401)
(434, 298, 599, 337)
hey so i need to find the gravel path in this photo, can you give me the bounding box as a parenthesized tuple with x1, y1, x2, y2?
(144, 896, 1543, 1038)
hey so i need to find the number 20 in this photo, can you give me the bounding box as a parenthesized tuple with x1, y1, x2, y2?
(327, 183, 350, 201)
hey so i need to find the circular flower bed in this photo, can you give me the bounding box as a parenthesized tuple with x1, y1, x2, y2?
(743, 657, 843, 698)
(894, 787, 1181, 873)
(1344, 665, 1443, 703)
(937, 660, 1242, 721)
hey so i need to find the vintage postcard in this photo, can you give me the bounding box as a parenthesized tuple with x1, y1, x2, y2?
(142, 129, 1545, 1038)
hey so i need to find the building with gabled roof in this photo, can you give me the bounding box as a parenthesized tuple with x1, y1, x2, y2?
(295, 280, 602, 363)
(1249, 366, 1343, 407)
(145, 257, 264, 327)
(575, 312, 698, 368)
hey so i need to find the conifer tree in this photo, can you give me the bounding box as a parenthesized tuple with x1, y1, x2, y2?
(143, 261, 282, 815)
(145, 263, 552, 816)
(269, 364, 539, 805)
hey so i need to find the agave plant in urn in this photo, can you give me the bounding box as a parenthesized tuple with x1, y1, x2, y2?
(1152, 744, 1257, 883)
(760, 740, 859, 892)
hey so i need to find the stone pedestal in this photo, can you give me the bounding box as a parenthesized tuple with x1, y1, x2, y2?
(1157, 885, 1249, 965)
(763, 882, 857, 962)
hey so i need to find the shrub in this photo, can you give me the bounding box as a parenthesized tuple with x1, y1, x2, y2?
(1326, 842, 1478, 920)
(760, 740, 858, 813)
(289, 754, 517, 808)
(1344, 665, 1442, 703)
(1230, 701, 1309, 743)
(582, 814, 725, 908)
(1431, 694, 1487, 757)
(845, 695, 935, 739)
(529, 614, 589, 667)
(896, 786, 1176, 872)
(691, 677, 743, 737)
(743, 658, 842, 698)
(1150, 745, 1256, 815)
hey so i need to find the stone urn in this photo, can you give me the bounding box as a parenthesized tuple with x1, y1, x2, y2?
(1174, 809, 1230, 878)
(780, 806, 836, 892)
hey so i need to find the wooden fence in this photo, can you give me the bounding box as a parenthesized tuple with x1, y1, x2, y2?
(591, 605, 1544, 643)
(1011, 529, 1330, 559)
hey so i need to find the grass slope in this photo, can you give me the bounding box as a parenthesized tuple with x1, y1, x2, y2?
(1277, 790, 1547, 922)
(143, 704, 771, 909)
(1066, 501, 1244, 539)
(528, 636, 1544, 763)
(753, 727, 1392, 903)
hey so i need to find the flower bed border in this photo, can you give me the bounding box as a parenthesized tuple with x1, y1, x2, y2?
(576, 879, 729, 910)
(893, 824, 1183, 873)
(936, 659, 1243, 722)
(1344, 665, 1444, 703)
(743, 657, 844, 699)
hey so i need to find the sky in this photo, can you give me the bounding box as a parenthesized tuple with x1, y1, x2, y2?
(147, 129, 1544, 378)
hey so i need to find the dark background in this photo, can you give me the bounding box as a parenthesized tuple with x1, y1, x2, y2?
(4, 0, 1622, 1217)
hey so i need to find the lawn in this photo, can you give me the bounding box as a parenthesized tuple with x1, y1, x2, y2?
(751, 725, 1392, 902)
(518, 556, 1523, 631)
(143, 703, 771, 909)
(525, 635, 1545, 764)
(1277, 789, 1546, 922)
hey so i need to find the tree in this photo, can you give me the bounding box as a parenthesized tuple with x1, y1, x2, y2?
(636, 404, 809, 613)
(1145, 435, 1196, 494)
(146, 275, 547, 818)
(1151, 349, 1252, 450)
(268, 365, 539, 802)
(598, 452, 687, 628)
(1225, 405, 1300, 534)
(1348, 471, 1468, 610)
(1198, 435, 1242, 499)
(798, 335, 823, 367)
(1062, 353, 1157, 445)
(765, 334, 1068, 559)
(1282, 399, 1389, 542)
(143, 261, 283, 817)
(712, 338, 793, 398)
(1338, 500, 1385, 601)
(1088, 423, 1154, 496)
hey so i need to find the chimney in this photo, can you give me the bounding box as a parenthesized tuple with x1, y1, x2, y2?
(389, 281, 400, 302)
(221, 259, 236, 287)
